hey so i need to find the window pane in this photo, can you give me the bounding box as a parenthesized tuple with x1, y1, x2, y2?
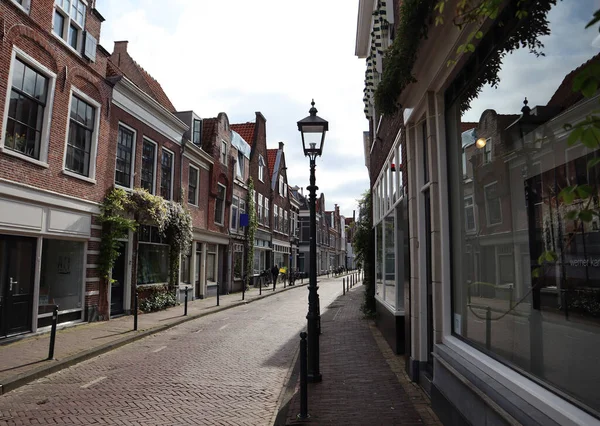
(39, 239, 84, 312)
(188, 167, 197, 204)
(68, 24, 78, 49)
(161, 151, 173, 199)
(450, 0, 600, 414)
(137, 243, 169, 285)
(11, 58, 25, 90)
(141, 141, 155, 193)
(115, 126, 134, 187)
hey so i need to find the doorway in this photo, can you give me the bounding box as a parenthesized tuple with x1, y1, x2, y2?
(110, 242, 127, 316)
(0, 235, 36, 338)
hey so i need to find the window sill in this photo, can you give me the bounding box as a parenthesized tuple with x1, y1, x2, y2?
(62, 169, 96, 184)
(9, 0, 30, 14)
(115, 184, 134, 192)
(0, 146, 49, 168)
(50, 31, 82, 58)
(136, 283, 168, 288)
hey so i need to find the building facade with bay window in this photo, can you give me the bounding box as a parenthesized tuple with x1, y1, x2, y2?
(357, 0, 600, 424)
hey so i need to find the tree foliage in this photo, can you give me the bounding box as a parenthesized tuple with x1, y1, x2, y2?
(244, 178, 258, 289)
(353, 190, 376, 315)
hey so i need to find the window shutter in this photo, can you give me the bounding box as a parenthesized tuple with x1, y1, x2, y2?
(83, 32, 97, 62)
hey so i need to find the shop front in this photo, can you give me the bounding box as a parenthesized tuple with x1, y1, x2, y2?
(0, 186, 94, 338)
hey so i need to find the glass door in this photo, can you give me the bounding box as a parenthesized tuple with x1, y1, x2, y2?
(110, 242, 127, 316)
(0, 235, 36, 337)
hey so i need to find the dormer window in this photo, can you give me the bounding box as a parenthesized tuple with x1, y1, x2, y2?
(258, 155, 265, 182)
(193, 119, 202, 145)
(53, 0, 86, 52)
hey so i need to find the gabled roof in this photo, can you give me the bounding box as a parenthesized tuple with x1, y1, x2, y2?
(109, 41, 176, 112)
(461, 122, 478, 132)
(201, 118, 218, 154)
(266, 149, 278, 176)
(547, 53, 600, 109)
(230, 122, 255, 146)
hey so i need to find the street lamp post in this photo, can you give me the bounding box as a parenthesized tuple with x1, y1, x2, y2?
(297, 99, 328, 383)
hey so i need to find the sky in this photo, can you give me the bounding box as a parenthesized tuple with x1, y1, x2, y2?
(95, 0, 368, 219)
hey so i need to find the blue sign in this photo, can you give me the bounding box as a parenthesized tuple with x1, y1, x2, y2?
(240, 213, 249, 227)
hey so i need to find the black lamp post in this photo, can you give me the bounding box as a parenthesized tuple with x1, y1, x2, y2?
(297, 99, 328, 383)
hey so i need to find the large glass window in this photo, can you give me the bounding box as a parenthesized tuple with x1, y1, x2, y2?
(53, 0, 86, 51)
(384, 212, 396, 308)
(231, 196, 239, 231)
(39, 239, 84, 313)
(449, 1, 600, 415)
(5, 58, 48, 160)
(237, 151, 245, 178)
(115, 125, 134, 187)
(375, 222, 383, 298)
(65, 95, 95, 177)
(137, 225, 169, 285)
(141, 140, 156, 193)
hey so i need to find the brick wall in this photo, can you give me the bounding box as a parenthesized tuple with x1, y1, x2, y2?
(248, 112, 272, 233)
(182, 155, 209, 231)
(0, 1, 113, 203)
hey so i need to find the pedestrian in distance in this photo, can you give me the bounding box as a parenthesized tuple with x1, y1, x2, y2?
(271, 264, 279, 291)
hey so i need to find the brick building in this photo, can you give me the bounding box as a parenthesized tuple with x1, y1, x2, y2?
(268, 142, 292, 276)
(0, 0, 111, 335)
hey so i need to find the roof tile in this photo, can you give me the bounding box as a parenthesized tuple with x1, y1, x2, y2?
(230, 122, 255, 146)
(266, 149, 278, 176)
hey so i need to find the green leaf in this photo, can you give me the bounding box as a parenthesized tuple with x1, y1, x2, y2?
(565, 210, 579, 220)
(532, 268, 540, 278)
(588, 157, 600, 169)
(545, 251, 558, 263)
(582, 127, 600, 149)
(475, 31, 483, 39)
(573, 70, 590, 92)
(537, 253, 546, 265)
(447, 59, 457, 67)
(559, 187, 576, 204)
(580, 209, 594, 222)
(457, 44, 466, 54)
(582, 78, 599, 98)
(576, 184, 594, 199)
(567, 127, 583, 146)
(466, 43, 475, 52)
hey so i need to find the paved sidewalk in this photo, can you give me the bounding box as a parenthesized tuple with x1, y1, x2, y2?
(0, 276, 323, 395)
(284, 286, 442, 426)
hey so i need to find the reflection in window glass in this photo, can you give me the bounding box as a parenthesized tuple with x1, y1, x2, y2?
(449, 0, 600, 414)
(375, 222, 383, 298)
(39, 240, 84, 313)
(384, 212, 396, 308)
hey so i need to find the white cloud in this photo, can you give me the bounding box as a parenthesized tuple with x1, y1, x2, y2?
(96, 0, 369, 217)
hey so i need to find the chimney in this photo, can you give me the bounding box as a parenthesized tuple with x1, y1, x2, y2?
(113, 40, 129, 53)
(279, 141, 284, 150)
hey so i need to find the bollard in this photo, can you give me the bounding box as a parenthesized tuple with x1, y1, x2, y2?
(485, 307, 491, 350)
(508, 286, 513, 310)
(47, 305, 59, 360)
(217, 282, 220, 306)
(184, 286, 189, 316)
(259, 277, 262, 295)
(298, 332, 309, 420)
(343, 278, 346, 295)
(133, 292, 138, 331)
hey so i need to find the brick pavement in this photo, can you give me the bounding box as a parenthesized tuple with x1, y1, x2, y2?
(285, 286, 442, 426)
(0, 274, 349, 425)
(0, 277, 320, 395)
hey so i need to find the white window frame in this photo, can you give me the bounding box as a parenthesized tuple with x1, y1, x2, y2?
(215, 183, 226, 225)
(237, 151, 245, 178)
(140, 137, 158, 194)
(114, 122, 137, 190)
(231, 195, 239, 231)
(160, 146, 175, 200)
(61, 86, 101, 183)
(258, 193, 264, 222)
(221, 140, 227, 165)
(483, 137, 493, 164)
(1, 47, 57, 168)
(52, 0, 87, 55)
(464, 195, 476, 233)
(279, 176, 284, 195)
(10, 0, 31, 14)
(484, 181, 502, 226)
(258, 155, 265, 182)
(188, 164, 200, 206)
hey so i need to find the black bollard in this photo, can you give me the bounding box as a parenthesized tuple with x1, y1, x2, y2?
(47, 305, 59, 360)
(184, 286, 189, 316)
(217, 282, 220, 306)
(259, 277, 262, 295)
(134, 292, 138, 331)
(298, 332, 309, 420)
(486, 307, 491, 350)
(343, 278, 346, 295)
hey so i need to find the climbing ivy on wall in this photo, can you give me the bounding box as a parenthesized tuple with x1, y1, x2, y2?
(244, 178, 258, 289)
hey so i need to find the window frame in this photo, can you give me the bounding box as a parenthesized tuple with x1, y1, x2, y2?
(215, 183, 226, 225)
(463, 195, 476, 233)
(220, 140, 227, 165)
(52, 0, 87, 55)
(10, 0, 31, 14)
(483, 137, 493, 164)
(188, 164, 199, 206)
(1, 48, 57, 168)
(62, 87, 101, 182)
(140, 137, 158, 194)
(237, 151, 245, 178)
(231, 195, 239, 231)
(114, 122, 137, 189)
(258, 155, 265, 182)
(192, 119, 202, 145)
(160, 147, 175, 200)
(483, 181, 502, 226)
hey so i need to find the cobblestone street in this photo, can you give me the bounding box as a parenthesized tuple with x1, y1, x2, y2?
(0, 280, 343, 426)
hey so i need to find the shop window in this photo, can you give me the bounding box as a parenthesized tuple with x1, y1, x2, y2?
(137, 225, 168, 285)
(180, 247, 191, 284)
(448, 0, 600, 414)
(39, 239, 84, 315)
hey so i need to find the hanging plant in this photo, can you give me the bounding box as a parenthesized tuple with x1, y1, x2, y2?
(99, 188, 137, 281)
(244, 177, 257, 289)
(163, 200, 193, 288)
(128, 188, 168, 230)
